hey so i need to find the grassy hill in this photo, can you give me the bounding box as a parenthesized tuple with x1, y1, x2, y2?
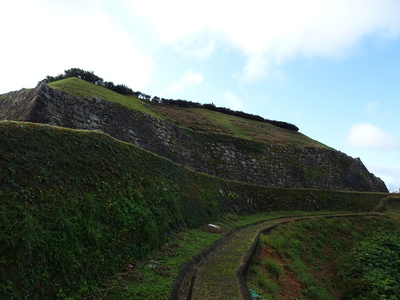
(49, 77, 329, 148)
(0, 76, 393, 298)
(0, 121, 387, 298)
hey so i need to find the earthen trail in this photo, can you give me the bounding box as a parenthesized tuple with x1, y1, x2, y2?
(171, 212, 383, 300)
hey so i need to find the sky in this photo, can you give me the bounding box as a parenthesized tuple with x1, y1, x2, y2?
(1, 0, 399, 191)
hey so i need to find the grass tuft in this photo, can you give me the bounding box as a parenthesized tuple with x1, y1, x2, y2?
(263, 258, 282, 279)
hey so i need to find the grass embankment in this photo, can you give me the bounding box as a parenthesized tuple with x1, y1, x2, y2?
(247, 214, 400, 299)
(100, 212, 299, 299)
(49, 77, 329, 148)
(0, 121, 222, 299)
(49, 78, 158, 118)
(0, 121, 389, 298)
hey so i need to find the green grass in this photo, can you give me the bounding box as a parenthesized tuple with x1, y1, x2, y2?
(255, 273, 279, 293)
(0, 77, 394, 299)
(100, 228, 221, 299)
(0, 121, 390, 298)
(339, 225, 400, 299)
(247, 215, 400, 299)
(192, 108, 251, 139)
(49, 77, 160, 118)
(48, 77, 330, 149)
(153, 105, 331, 148)
(101, 213, 297, 299)
(263, 258, 283, 279)
(0, 121, 222, 298)
(194, 108, 330, 148)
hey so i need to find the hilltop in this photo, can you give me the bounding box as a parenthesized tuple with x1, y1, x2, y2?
(48, 77, 319, 147)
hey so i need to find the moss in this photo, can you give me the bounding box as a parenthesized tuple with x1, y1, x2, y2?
(305, 168, 326, 180)
(0, 121, 389, 298)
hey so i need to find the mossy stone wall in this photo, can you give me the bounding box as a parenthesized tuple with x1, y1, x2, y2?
(0, 84, 387, 192)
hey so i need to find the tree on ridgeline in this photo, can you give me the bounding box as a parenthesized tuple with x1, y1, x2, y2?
(39, 68, 299, 131)
(40, 68, 104, 86)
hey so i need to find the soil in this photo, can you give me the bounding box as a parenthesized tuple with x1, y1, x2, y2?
(256, 244, 342, 299)
(261, 247, 305, 299)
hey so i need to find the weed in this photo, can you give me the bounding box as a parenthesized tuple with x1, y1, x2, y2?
(247, 216, 399, 299)
(255, 273, 279, 293)
(339, 231, 400, 299)
(301, 285, 333, 300)
(263, 258, 282, 279)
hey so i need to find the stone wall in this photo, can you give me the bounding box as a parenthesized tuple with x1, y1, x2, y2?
(0, 83, 388, 192)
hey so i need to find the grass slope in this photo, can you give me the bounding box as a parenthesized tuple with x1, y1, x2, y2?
(49, 77, 329, 148)
(0, 121, 387, 298)
(0, 121, 221, 298)
(247, 215, 400, 299)
(49, 77, 158, 118)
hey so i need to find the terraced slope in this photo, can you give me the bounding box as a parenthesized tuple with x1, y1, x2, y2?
(174, 213, 387, 300)
(0, 79, 388, 191)
(49, 77, 157, 117)
(49, 77, 328, 148)
(0, 121, 388, 298)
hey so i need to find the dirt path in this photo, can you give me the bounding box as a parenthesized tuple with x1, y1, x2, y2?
(171, 212, 383, 300)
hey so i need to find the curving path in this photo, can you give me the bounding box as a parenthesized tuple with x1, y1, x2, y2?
(170, 212, 383, 300)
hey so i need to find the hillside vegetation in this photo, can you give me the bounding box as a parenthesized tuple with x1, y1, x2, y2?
(247, 215, 400, 299)
(49, 78, 329, 148)
(48, 77, 157, 117)
(43, 68, 299, 131)
(0, 121, 387, 298)
(0, 71, 392, 298)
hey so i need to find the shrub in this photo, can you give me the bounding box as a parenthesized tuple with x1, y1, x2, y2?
(339, 231, 400, 299)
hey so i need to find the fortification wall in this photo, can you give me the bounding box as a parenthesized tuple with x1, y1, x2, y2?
(0, 83, 388, 192)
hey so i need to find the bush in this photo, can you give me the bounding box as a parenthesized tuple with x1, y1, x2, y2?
(39, 68, 103, 86)
(40, 68, 299, 131)
(339, 230, 400, 299)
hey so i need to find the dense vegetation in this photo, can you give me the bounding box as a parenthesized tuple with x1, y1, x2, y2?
(0, 121, 387, 298)
(41, 68, 299, 131)
(247, 215, 400, 299)
(1, 70, 395, 299)
(101, 212, 304, 299)
(0, 122, 220, 298)
(339, 230, 400, 299)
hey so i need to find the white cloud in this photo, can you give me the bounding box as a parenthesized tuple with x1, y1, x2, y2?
(240, 55, 271, 83)
(222, 92, 245, 111)
(346, 122, 399, 150)
(163, 69, 204, 95)
(128, 0, 214, 43)
(2, 0, 400, 93)
(129, 0, 400, 82)
(368, 164, 400, 192)
(0, 1, 155, 93)
(173, 31, 217, 58)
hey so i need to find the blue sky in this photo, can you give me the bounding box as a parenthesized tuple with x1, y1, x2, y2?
(1, 0, 399, 191)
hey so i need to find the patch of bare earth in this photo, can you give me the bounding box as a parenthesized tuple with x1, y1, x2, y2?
(260, 247, 305, 299)
(256, 232, 346, 299)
